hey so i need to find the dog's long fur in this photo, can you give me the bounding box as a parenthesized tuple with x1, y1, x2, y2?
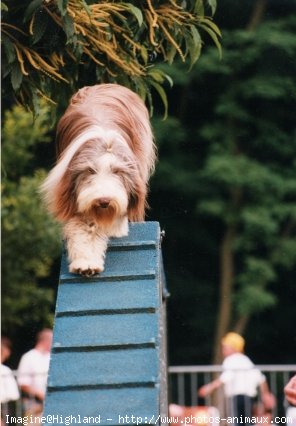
(41, 84, 156, 276)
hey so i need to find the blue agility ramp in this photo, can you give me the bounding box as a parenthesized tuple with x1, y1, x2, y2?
(43, 222, 168, 424)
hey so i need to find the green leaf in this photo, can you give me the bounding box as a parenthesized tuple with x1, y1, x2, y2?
(30, 88, 41, 117)
(164, 73, 173, 88)
(150, 80, 169, 120)
(194, 0, 204, 17)
(166, 45, 177, 65)
(187, 25, 202, 69)
(140, 45, 148, 65)
(135, 79, 148, 102)
(1, 2, 8, 12)
(31, 9, 49, 44)
(123, 3, 143, 27)
(207, 0, 217, 15)
(1, 62, 13, 79)
(2, 35, 16, 64)
(63, 14, 75, 41)
(145, 86, 153, 117)
(148, 67, 173, 88)
(23, 0, 43, 22)
(198, 23, 222, 59)
(10, 63, 23, 91)
(201, 17, 222, 37)
(56, 0, 68, 17)
(147, 69, 165, 83)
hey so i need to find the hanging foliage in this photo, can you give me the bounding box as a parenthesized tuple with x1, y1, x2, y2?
(1, 0, 221, 116)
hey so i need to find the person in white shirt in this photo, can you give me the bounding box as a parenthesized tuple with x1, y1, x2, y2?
(198, 332, 275, 423)
(1, 336, 20, 418)
(17, 328, 52, 415)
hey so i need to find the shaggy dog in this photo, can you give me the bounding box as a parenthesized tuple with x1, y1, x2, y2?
(41, 84, 156, 276)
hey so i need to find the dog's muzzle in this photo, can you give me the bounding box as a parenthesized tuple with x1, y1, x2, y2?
(96, 197, 111, 208)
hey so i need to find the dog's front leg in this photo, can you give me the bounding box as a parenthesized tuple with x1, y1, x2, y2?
(108, 215, 129, 238)
(63, 218, 108, 277)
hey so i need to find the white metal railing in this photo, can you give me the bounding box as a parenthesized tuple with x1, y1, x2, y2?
(1, 367, 296, 420)
(168, 365, 296, 417)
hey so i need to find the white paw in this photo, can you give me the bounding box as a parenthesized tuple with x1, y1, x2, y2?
(69, 259, 104, 277)
(111, 228, 129, 238)
(109, 218, 129, 238)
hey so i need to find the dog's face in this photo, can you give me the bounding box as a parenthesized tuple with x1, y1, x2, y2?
(55, 135, 144, 226)
(75, 155, 129, 220)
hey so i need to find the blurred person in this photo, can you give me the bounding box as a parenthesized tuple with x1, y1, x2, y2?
(17, 328, 52, 415)
(1, 336, 20, 420)
(285, 375, 296, 406)
(198, 332, 275, 424)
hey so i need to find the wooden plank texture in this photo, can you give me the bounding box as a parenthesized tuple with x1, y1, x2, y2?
(45, 387, 158, 421)
(60, 248, 159, 281)
(56, 279, 158, 313)
(52, 312, 158, 349)
(48, 348, 158, 388)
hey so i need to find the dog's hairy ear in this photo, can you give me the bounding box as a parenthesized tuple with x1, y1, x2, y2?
(53, 170, 77, 221)
(128, 179, 147, 222)
(56, 111, 95, 158)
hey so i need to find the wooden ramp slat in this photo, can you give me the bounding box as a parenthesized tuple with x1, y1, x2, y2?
(56, 279, 158, 313)
(45, 387, 158, 422)
(48, 348, 158, 387)
(43, 222, 167, 425)
(52, 312, 158, 349)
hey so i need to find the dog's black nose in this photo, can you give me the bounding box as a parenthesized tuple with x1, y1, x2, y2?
(97, 198, 111, 208)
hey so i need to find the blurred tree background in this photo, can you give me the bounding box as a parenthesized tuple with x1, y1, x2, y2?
(2, 0, 296, 367)
(149, 0, 296, 365)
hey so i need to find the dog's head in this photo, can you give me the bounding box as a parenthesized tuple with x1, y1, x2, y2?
(41, 129, 146, 226)
(41, 84, 156, 225)
(56, 84, 157, 183)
